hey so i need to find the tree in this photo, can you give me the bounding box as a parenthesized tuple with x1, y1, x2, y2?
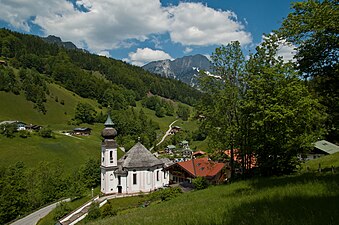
(198, 41, 246, 177)
(176, 104, 190, 121)
(244, 35, 327, 176)
(278, 0, 339, 141)
(74, 102, 97, 124)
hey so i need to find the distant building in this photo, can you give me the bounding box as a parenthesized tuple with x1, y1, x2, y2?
(224, 149, 257, 169)
(170, 126, 181, 135)
(179, 140, 189, 149)
(100, 114, 169, 195)
(168, 157, 226, 184)
(304, 140, 339, 160)
(165, 145, 176, 153)
(192, 150, 206, 157)
(72, 127, 92, 136)
(0, 120, 26, 131)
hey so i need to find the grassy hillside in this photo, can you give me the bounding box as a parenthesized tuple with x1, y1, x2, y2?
(0, 83, 101, 128)
(87, 172, 339, 225)
(301, 152, 339, 173)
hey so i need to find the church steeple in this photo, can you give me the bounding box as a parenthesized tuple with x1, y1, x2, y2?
(101, 110, 117, 139)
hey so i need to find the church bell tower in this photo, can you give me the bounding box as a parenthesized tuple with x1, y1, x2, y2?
(100, 112, 118, 193)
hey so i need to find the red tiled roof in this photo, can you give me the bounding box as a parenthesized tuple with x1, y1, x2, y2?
(224, 149, 257, 168)
(192, 150, 206, 156)
(177, 157, 225, 177)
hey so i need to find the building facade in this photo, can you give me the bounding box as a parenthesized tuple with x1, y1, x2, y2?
(100, 114, 169, 195)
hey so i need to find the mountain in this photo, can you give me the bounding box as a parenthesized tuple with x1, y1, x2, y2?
(143, 54, 213, 86)
(42, 35, 78, 50)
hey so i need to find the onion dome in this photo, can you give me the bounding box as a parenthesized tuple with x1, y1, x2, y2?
(101, 113, 117, 139)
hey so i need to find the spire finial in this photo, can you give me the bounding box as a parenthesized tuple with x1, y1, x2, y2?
(104, 107, 114, 127)
(138, 137, 141, 142)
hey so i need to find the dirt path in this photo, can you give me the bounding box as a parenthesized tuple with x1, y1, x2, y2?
(150, 119, 178, 151)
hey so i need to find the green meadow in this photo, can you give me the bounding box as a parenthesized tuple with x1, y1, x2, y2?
(86, 154, 339, 225)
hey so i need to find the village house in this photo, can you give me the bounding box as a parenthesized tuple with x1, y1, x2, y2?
(169, 126, 181, 135)
(0, 120, 26, 131)
(100, 114, 169, 195)
(192, 150, 206, 157)
(179, 140, 189, 149)
(168, 157, 226, 184)
(224, 149, 257, 169)
(304, 140, 339, 160)
(72, 127, 92, 136)
(165, 145, 176, 154)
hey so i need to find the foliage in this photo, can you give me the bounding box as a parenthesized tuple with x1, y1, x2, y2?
(192, 176, 209, 190)
(100, 202, 117, 218)
(81, 159, 100, 189)
(0, 158, 101, 224)
(176, 103, 190, 121)
(0, 66, 19, 94)
(0, 123, 17, 138)
(198, 41, 245, 176)
(278, 0, 339, 142)
(147, 187, 183, 202)
(141, 96, 175, 118)
(244, 34, 327, 176)
(53, 202, 71, 220)
(85, 203, 101, 222)
(38, 127, 53, 138)
(74, 102, 97, 124)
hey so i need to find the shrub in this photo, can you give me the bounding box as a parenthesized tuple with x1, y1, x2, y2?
(192, 176, 209, 190)
(85, 203, 101, 221)
(39, 127, 53, 138)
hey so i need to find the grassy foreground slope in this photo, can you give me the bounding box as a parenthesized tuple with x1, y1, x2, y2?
(88, 155, 339, 225)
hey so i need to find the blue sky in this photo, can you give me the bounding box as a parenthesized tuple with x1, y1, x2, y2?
(0, 0, 297, 66)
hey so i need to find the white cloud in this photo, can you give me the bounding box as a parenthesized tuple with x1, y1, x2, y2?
(98, 50, 111, 57)
(0, 0, 253, 55)
(167, 2, 252, 46)
(184, 47, 193, 54)
(124, 48, 173, 66)
(277, 40, 297, 62)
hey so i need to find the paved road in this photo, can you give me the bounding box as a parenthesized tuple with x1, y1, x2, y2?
(11, 198, 70, 225)
(150, 119, 178, 151)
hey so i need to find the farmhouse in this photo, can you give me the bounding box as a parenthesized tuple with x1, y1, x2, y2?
(168, 157, 226, 184)
(100, 114, 169, 195)
(170, 126, 181, 135)
(0, 120, 26, 130)
(304, 140, 339, 160)
(72, 127, 92, 136)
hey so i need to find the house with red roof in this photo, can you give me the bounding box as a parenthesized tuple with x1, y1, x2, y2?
(168, 157, 226, 184)
(224, 149, 257, 169)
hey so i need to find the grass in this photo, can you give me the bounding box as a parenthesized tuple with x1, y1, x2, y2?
(301, 152, 339, 173)
(86, 172, 339, 225)
(0, 131, 100, 171)
(37, 187, 101, 225)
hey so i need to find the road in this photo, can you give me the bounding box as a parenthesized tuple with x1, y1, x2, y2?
(11, 198, 70, 225)
(150, 119, 178, 151)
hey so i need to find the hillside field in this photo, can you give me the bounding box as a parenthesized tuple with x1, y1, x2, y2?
(86, 153, 339, 225)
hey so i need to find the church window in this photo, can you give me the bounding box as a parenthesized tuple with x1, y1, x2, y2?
(133, 174, 137, 185)
(110, 151, 113, 163)
(156, 171, 159, 181)
(118, 176, 121, 185)
(164, 171, 166, 179)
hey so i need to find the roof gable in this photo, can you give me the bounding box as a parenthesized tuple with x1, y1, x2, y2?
(176, 158, 225, 178)
(314, 140, 339, 155)
(118, 142, 163, 168)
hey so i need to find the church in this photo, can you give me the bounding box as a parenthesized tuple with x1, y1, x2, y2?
(100, 114, 170, 195)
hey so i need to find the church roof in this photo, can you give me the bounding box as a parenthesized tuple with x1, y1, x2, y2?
(118, 142, 163, 168)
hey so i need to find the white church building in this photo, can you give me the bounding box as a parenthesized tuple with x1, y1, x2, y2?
(100, 114, 169, 195)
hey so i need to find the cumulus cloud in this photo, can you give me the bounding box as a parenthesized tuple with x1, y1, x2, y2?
(167, 2, 252, 46)
(0, 0, 252, 56)
(123, 48, 173, 66)
(184, 47, 193, 54)
(277, 40, 297, 62)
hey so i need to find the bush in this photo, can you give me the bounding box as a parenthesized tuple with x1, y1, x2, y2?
(39, 127, 53, 138)
(100, 202, 117, 218)
(53, 202, 71, 220)
(85, 203, 101, 221)
(192, 176, 209, 190)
